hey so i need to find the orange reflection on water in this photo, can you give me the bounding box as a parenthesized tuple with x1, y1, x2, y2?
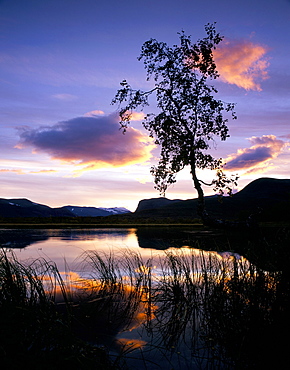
(49, 271, 157, 331)
(116, 337, 147, 351)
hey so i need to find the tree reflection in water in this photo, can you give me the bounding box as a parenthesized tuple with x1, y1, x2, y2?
(77, 248, 288, 369)
(1, 227, 289, 369)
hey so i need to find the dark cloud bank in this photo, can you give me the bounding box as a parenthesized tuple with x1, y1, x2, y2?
(17, 113, 154, 170)
(225, 135, 287, 171)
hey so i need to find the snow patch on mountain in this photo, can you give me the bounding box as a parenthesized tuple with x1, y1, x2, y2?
(99, 207, 130, 214)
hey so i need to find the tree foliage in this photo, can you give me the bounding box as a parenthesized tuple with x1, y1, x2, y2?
(112, 23, 238, 218)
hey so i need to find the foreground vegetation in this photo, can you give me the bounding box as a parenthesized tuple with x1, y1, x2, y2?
(1, 242, 289, 369)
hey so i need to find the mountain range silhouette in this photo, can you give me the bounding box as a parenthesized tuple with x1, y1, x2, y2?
(0, 178, 289, 221)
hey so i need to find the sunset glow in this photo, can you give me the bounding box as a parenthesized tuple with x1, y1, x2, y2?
(214, 39, 269, 91)
(225, 135, 288, 173)
(0, 0, 289, 210)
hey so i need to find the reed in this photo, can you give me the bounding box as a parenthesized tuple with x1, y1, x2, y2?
(0, 249, 114, 369)
(146, 249, 288, 369)
(0, 247, 288, 369)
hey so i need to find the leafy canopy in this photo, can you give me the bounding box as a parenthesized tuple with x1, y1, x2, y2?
(112, 23, 238, 202)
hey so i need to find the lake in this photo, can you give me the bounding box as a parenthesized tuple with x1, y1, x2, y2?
(1, 226, 282, 369)
(0, 226, 241, 275)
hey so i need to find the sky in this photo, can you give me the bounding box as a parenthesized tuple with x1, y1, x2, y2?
(0, 0, 289, 211)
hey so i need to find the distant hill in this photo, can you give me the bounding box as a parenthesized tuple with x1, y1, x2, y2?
(234, 177, 290, 200)
(0, 198, 74, 218)
(1, 178, 289, 222)
(0, 199, 130, 218)
(64, 206, 130, 217)
(133, 178, 290, 222)
(135, 197, 182, 212)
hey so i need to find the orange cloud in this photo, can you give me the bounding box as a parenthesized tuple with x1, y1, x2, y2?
(130, 112, 145, 121)
(0, 168, 57, 175)
(214, 39, 269, 91)
(0, 168, 25, 174)
(225, 135, 288, 172)
(29, 169, 57, 174)
(135, 175, 152, 185)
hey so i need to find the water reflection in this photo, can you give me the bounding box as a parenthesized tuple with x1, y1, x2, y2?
(0, 228, 139, 272)
(0, 227, 222, 251)
(136, 226, 222, 249)
(0, 228, 50, 248)
(0, 227, 245, 275)
(3, 225, 286, 275)
(0, 228, 137, 246)
(1, 227, 287, 369)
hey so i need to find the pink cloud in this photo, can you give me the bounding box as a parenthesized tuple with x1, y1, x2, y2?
(84, 110, 105, 117)
(213, 39, 269, 91)
(224, 135, 288, 171)
(16, 113, 155, 173)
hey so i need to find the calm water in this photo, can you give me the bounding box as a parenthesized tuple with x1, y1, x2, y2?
(0, 227, 260, 369)
(0, 227, 239, 274)
(0, 228, 142, 273)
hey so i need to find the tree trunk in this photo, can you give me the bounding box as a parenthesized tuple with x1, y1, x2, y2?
(190, 157, 258, 229)
(190, 159, 216, 226)
(190, 162, 206, 219)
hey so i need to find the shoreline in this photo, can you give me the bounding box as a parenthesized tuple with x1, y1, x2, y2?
(0, 222, 203, 229)
(0, 221, 289, 229)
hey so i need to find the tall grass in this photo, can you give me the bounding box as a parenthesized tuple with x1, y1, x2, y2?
(147, 250, 289, 369)
(1, 247, 289, 369)
(0, 249, 114, 369)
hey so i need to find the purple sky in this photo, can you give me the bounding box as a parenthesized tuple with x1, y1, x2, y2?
(0, 0, 289, 211)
